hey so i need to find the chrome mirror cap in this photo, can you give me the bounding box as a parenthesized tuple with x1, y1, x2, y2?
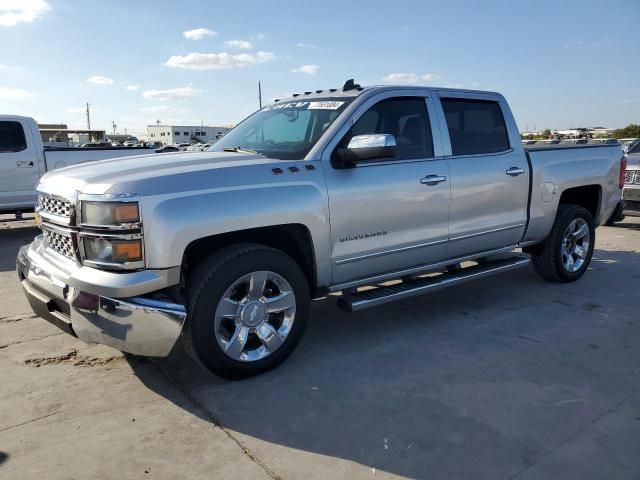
(347, 134, 396, 149)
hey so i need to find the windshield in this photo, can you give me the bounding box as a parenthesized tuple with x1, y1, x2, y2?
(210, 98, 354, 159)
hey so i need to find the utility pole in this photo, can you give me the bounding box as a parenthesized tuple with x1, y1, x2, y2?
(86, 102, 91, 130)
(112, 121, 117, 135)
(258, 81, 262, 109)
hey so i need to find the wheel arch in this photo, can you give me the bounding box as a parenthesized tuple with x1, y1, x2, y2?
(558, 184, 602, 221)
(181, 224, 320, 297)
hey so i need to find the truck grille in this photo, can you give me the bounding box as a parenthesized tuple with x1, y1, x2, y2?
(42, 228, 76, 260)
(625, 170, 640, 185)
(38, 194, 72, 219)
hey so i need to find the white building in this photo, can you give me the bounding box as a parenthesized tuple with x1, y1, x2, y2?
(147, 125, 232, 146)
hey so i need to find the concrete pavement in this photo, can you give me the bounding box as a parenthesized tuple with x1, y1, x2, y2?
(1, 215, 639, 479)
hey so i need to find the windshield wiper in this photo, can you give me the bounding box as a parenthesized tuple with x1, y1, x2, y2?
(222, 146, 258, 154)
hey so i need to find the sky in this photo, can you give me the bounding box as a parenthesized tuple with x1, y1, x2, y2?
(1, 0, 639, 138)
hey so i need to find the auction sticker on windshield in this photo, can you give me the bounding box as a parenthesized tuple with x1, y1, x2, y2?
(262, 100, 345, 111)
(308, 101, 345, 110)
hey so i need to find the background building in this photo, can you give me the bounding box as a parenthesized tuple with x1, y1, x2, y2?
(147, 124, 232, 145)
(38, 124, 107, 146)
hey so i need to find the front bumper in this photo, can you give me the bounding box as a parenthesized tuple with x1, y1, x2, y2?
(17, 238, 186, 357)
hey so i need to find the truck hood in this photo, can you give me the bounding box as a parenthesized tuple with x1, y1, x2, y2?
(39, 151, 287, 196)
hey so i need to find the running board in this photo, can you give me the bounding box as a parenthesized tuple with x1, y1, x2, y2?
(337, 255, 531, 312)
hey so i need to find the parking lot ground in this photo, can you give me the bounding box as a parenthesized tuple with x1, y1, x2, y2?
(0, 215, 639, 479)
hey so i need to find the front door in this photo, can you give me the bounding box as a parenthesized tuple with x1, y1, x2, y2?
(323, 95, 451, 285)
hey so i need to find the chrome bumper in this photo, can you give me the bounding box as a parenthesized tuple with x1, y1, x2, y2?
(16, 239, 186, 357)
(623, 186, 640, 217)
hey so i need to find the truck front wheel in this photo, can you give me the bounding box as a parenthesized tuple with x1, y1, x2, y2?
(183, 244, 310, 379)
(530, 205, 595, 282)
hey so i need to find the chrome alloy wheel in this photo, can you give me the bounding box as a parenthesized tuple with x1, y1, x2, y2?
(561, 218, 590, 273)
(214, 271, 296, 362)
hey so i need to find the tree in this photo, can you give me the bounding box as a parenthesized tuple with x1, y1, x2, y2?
(612, 124, 640, 139)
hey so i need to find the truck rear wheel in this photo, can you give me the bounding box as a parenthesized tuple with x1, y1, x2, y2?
(183, 244, 310, 380)
(531, 205, 595, 282)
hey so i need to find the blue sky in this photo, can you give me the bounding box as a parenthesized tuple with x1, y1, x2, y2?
(1, 0, 639, 137)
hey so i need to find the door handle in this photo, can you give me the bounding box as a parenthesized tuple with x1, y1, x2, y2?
(506, 167, 525, 176)
(16, 161, 34, 168)
(420, 174, 447, 186)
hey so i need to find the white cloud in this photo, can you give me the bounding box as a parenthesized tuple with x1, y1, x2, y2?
(616, 99, 639, 105)
(291, 64, 320, 76)
(141, 105, 187, 113)
(563, 38, 616, 50)
(142, 86, 200, 101)
(125, 85, 139, 91)
(86, 75, 114, 85)
(65, 107, 85, 113)
(383, 73, 443, 84)
(224, 39, 252, 49)
(164, 51, 275, 70)
(421, 73, 441, 82)
(183, 28, 217, 40)
(0, 0, 50, 27)
(296, 42, 318, 49)
(0, 87, 34, 100)
(383, 73, 418, 83)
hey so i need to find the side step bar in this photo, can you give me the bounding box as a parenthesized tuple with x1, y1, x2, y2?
(337, 255, 531, 312)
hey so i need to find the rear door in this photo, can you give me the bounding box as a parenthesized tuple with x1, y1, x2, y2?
(322, 92, 451, 285)
(0, 119, 40, 209)
(434, 93, 528, 257)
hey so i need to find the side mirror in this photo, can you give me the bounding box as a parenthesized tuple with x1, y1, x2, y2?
(333, 134, 396, 167)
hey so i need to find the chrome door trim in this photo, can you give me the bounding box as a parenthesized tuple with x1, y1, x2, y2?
(449, 224, 524, 242)
(335, 224, 524, 266)
(330, 245, 518, 292)
(335, 238, 449, 266)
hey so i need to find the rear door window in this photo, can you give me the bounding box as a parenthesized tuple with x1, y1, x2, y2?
(441, 99, 510, 156)
(0, 121, 27, 153)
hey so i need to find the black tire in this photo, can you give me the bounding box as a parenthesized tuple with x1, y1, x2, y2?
(531, 205, 595, 282)
(183, 244, 310, 380)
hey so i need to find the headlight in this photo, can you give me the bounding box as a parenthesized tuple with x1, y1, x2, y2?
(82, 236, 143, 266)
(81, 201, 140, 227)
(77, 197, 144, 270)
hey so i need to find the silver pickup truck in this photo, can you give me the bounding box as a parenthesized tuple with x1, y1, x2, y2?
(16, 81, 625, 379)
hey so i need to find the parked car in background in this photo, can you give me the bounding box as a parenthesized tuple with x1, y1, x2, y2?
(176, 143, 191, 150)
(0, 115, 157, 214)
(622, 139, 639, 154)
(155, 145, 181, 153)
(16, 82, 624, 379)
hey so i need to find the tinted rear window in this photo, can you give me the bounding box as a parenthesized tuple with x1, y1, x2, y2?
(442, 99, 510, 156)
(0, 121, 27, 153)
